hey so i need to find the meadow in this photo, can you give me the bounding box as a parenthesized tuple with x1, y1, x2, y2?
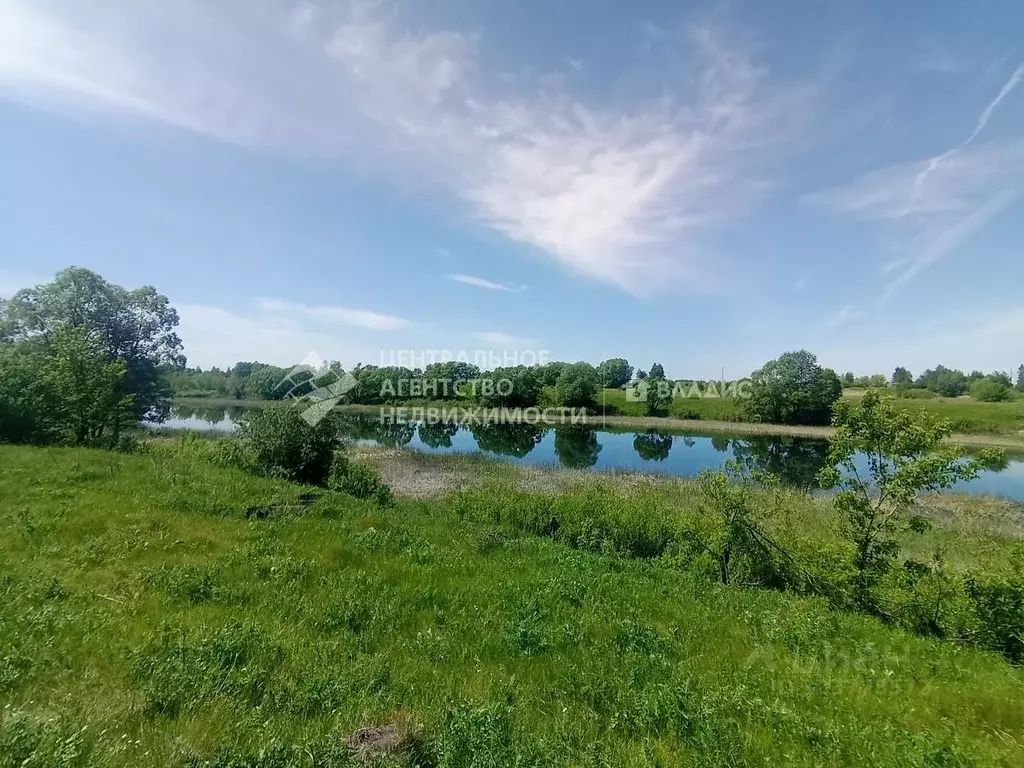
(3, 442, 1024, 766)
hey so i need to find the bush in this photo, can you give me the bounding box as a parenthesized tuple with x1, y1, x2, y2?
(236, 407, 339, 486)
(329, 455, 393, 505)
(971, 377, 1014, 403)
(553, 362, 599, 409)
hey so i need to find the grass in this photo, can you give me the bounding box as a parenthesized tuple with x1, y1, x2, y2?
(3, 443, 1024, 766)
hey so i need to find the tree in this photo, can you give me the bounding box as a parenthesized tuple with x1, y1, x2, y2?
(916, 366, 969, 397)
(44, 325, 135, 445)
(475, 366, 542, 408)
(2, 267, 184, 420)
(554, 362, 599, 409)
(1017, 365, 1024, 392)
(842, 372, 855, 386)
(0, 326, 133, 445)
(747, 350, 842, 426)
(649, 362, 665, 379)
(635, 369, 648, 380)
(643, 377, 672, 416)
(633, 430, 673, 462)
(891, 367, 913, 388)
(596, 358, 633, 389)
(819, 392, 1003, 609)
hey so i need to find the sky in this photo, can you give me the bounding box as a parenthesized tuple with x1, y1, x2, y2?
(1, 0, 1022, 379)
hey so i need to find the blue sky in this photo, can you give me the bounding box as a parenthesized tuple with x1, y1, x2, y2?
(1, 0, 1022, 379)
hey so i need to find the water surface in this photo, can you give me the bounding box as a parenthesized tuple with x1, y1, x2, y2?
(154, 404, 1024, 500)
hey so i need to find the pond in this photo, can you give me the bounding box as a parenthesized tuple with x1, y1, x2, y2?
(153, 405, 1024, 500)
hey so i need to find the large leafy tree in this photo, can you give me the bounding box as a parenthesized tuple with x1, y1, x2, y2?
(596, 358, 633, 388)
(747, 350, 842, 426)
(649, 362, 665, 379)
(2, 267, 184, 420)
(915, 365, 969, 397)
(554, 362, 599, 409)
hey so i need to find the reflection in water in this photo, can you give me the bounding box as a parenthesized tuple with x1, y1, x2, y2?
(469, 422, 544, 457)
(160, 406, 1023, 498)
(633, 430, 673, 462)
(731, 436, 831, 489)
(554, 426, 602, 469)
(417, 421, 460, 449)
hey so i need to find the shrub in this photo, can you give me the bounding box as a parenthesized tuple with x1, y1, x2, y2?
(971, 377, 1014, 403)
(236, 407, 339, 486)
(330, 455, 393, 505)
(820, 392, 1003, 611)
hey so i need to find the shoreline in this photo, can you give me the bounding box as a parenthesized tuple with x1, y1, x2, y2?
(172, 398, 1024, 450)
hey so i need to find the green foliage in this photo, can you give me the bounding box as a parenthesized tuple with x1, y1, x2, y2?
(892, 367, 914, 388)
(0, 326, 133, 446)
(595, 358, 633, 388)
(820, 392, 1003, 610)
(329, 454, 393, 505)
(475, 366, 541, 408)
(916, 365, 969, 397)
(552, 426, 602, 468)
(1, 267, 183, 420)
(748, 350, 842, 426)
(642, 377, 672, 415)
(236, 407, 340, 485)
(971, 377, 1015, 403)
(649, 362, 665, 379)
(965, 557, 1024, 662)
(553, 362, 598, 408)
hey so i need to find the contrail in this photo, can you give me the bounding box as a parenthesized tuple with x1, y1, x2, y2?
(907, 64, 1024, 212)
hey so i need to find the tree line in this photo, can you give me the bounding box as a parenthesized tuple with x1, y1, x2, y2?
(3, 267, 1021, 448)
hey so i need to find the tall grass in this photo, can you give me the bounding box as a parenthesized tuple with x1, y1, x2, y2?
(3, 444, 1024, 766)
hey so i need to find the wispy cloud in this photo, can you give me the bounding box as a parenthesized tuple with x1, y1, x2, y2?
(827, 304, 863, 330)
(446, 274, 523, 292)
(0, 1, 807, 296)
(256, 299, 413, 331)
(810, 62, 1024, 300)
(472, 331, 537, 347)
(907, 64, 1024, 210)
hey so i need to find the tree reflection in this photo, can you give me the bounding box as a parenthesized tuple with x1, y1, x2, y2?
(633, 430, 673, 462)
(469, 422, 544, 457)
(730, 436, 831, 489)
(554, 426, 602, 469)
(710, 435, 731, 453)
(418, 420, 461, 449)
(334, 414, 415, 447)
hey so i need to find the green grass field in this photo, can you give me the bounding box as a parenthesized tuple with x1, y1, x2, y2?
(3, 443, 1024, 766)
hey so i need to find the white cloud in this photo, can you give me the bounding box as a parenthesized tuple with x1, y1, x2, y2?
(0, 1, 805, 295)
(255, 299, 413, 331)
(446, 273, 522, 292)
(471, 331, 538, 347)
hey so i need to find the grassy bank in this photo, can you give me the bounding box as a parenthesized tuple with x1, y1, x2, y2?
(4, 443, 1024, 766)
